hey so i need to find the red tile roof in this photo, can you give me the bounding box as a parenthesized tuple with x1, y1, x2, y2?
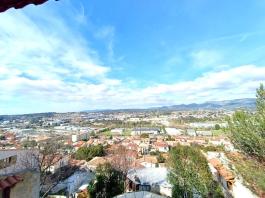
(154, 141, 168, 147)
(0, 0, 50, 13)
(209, 158, 235, 182)
(0, 175, 23, 190)
(126, 150, 138, 158)
(127, 143, 138, 150)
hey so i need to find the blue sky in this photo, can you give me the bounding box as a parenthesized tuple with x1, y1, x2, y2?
(1, 0, 265, 114)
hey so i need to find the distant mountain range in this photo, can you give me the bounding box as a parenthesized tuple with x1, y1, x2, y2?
(84, 98, 256, 113)
(155, 98, 256, 111)
(0, 98, 256, 118)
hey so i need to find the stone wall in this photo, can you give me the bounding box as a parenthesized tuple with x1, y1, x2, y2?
(10, 171, 40, 198)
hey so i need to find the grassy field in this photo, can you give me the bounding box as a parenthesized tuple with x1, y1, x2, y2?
(100, 130, 131, 136)
(212, 129, 227, 136)
(122, 130, 131, 136)
(227, 152, 265, 196)
(101, 130, 112, 136)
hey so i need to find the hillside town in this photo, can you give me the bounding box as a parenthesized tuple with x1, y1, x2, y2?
(1, 0, 265, 198)
(0, 108, 262, 198)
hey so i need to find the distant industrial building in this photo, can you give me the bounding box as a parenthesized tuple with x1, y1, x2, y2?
(71, 132, 89, 143)
(186, 129, 196, 136)
(165, 128, 183, 136)
(189, 122, 227, 129)
(196, 130, 213, 136)
(111, 128, 124, 135)
(131, 128, 160, 136)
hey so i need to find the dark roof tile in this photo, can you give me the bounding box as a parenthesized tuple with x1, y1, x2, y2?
(0, 0, 49, 13)
(0, 175, 23, 190)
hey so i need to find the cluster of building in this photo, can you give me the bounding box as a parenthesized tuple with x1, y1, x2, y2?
(0, 109, 256, 198)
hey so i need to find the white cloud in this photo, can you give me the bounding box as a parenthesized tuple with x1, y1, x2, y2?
(95, 26, 115, 39)
(136, 65, 265, 105)
(0, 8, 110, 82)
(94, 25, 115, 61)
(0, 6, 264, 114)
(0, 62, 264, 113)
(191, 49, 222, 68)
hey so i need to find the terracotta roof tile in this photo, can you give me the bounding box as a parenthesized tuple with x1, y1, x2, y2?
(0, 180, 10, 189)
(154, 141, 168, 147)
(6, 176, 18, 186)
(219, 167, 235, 181)
(0, 175, 23, 190)
(209, 158, 235, 183)
(209, 158, 223, 169)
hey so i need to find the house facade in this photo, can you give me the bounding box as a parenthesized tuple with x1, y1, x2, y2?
(0, 150, 40, 198)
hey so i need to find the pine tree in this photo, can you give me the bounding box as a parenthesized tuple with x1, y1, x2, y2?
(168, 145, 224, 198)
(228, 84, 265, 162)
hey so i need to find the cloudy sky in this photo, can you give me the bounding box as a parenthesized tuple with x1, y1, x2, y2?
(1, 0, 265, 114)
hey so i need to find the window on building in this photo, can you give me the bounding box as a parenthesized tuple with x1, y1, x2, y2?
(0, 155, 17, 169)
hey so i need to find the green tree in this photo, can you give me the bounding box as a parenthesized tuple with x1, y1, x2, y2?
(227, 84, 265, 162)
(0, 135, 6, 140)
(156, 153, 165, 163)
(214, 124, 221, 130)
(22, 140, 37, 148)
(140, 133, 149, 138)
(90, 131, 96, 137)
(75, 145, 104, 161)
(165, 135, 175, 141)
(149, 150, 159, 155)
(256, 83, 265, 113)
(88, 163, 124, 198)
(168, 145, 224, 198)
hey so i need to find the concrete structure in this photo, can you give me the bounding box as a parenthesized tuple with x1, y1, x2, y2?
(0, 150, 40, 198)
(138, 142, 150, 155)
(165, 128, 183, 136)
(186, 129, 196, 136)
(126, 167, 172, 197)
(111, 128, 124, 135)
(50, 170, 95, 196)
(189, 122, 227, 129)
(48, 155, 69, 174)
(196, 130, 213, 136)
(71, 132, 89, 143)
(131, 128, 160, 136)
(153, 142, 169, 153)
(115, 191, 166, 198)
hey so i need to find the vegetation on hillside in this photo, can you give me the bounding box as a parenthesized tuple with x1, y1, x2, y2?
(168, 145, 224, 198)
(93, 119, 162, 129)
(197, 145, 225, 152)
(227, 84, 265, 195)
(214, 123, 221, 130)
(87, 163, 124, 198)
(22, 139, 37, 148)
(227, 152, 265, 195)
(156, 153, 166, 163)
(140, 133, 149, 138)
(227, 84, 265, 162)
(75, 145, 104, 161)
